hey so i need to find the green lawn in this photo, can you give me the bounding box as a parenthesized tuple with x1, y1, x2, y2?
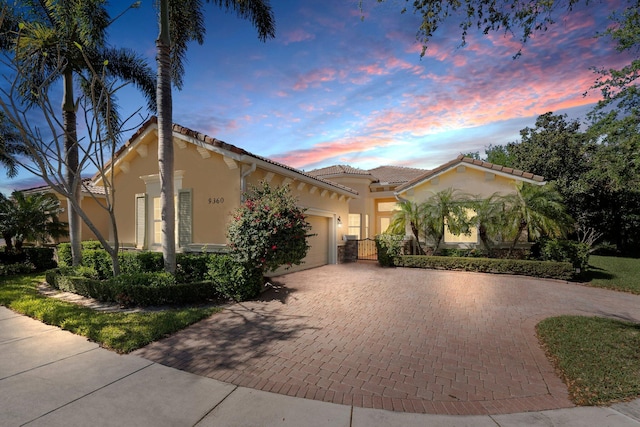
(536, 255, 640, 406)
(0, 274, 220, 353)
(584, 255, 640, 294)
(537, 316, 640, 406)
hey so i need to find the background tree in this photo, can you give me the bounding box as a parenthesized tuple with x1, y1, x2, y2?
(0, 190, 67, 252)
(155, 0, 275, 273)
(0, 21, 149, 275)
(502, 183, 573, 255)
(7, 0, 155, 266)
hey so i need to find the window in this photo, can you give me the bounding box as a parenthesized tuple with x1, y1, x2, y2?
(364, 214, 369, 239)
(142, 192, 191, 249)
(444, 208, 478, 243)
(377, 201, 398, 212)
(376, 199, 398, 235)
(153, 197, 162, 245)
(380, 217, 391, 234)
(348, 214, 361, 239)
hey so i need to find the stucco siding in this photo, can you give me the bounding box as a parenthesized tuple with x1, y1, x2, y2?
(405, 167, 519, 202)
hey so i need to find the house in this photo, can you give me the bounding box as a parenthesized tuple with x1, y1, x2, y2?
(312, 155, 545, 250)
(20, 179, 111, 245)
(16, 116, 546, 269)
(94, 117, 357, 272)
(307, 165, 426, 239)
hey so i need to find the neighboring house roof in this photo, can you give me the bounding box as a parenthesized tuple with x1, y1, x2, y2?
(99, 117, 358, 198)
(307, 165, 373, 179)
(395, 155, 545, 193)
(368, 165, 426, 185)
(20, 178, 106, 196)
(308, 164, 426, 186)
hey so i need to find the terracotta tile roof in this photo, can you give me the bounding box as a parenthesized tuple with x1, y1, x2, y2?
(102, 117, 358, 197)
(368, 165, 427, 184)
(308, 164, 427, 186)
(21, 178, 105, 196)
(395, 155, 545, 192)
(307, 165, 372, 178)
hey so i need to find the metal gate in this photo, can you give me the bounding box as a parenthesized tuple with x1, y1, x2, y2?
(357, 238, 377, 260)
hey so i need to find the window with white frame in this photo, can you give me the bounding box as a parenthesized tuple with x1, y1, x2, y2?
(348, 213, 361, 239)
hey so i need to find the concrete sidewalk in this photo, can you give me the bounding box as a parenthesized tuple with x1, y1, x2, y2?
(2, 306, 640, 427)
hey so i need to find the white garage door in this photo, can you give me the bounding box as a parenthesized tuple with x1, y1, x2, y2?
(303, 215, 329, 269)
(267, 215, 330, 276)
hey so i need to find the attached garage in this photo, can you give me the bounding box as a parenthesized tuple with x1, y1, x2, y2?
(303, 215, 329, 269)
(268, 213, 334, 276)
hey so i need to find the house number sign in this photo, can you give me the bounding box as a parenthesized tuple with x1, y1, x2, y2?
(208, 197, 225, 204)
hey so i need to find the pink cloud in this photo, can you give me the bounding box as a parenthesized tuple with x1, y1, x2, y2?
(282, 29, 316, 45)
(292, 68, 340, 91)
(272, 135, 399, 168)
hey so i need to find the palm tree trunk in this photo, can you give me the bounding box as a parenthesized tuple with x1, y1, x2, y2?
(63, 70, 82, 267)
(157, 0, 176, 273)
(509, 222, 527, 257)
(478, 225, 492, 255)
(410, 222, 424, 255)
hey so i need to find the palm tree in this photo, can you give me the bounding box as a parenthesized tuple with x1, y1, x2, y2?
(156, 0, 275, 273)
(503, 183, 574, 255)
(11, 0, 155, 266)
(0, 191, 67, 252)
(0, 111, 24, 178)
(468, 193, 507, 255)
(421, 189, 472, 254)
(389, 200, 426, 254)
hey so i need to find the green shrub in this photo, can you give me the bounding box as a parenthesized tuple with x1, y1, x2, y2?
(57, 274, 111, 300)
(439, 248, 489, 258)
(46, 267, 221, 307)
(57, 243, 72, 267)
(536, 238, 590, 270)
(176, 253, 213, 283)
(118, 251, 143, 275)
(136, 251, 164, 273)
(82, 249, 113, 279)
(23, 247, 57, 270)
(395, 255, 574, 280)
(0, 249, 26, 265)
(74, 265, 100, 280)
(207, 254, 263, 301)
(109, 272, 218, 306)
(375, 234, 404, 267)
(0, 262, 35, 276)
(81, 241, 104, 250)
(227, 182, 313, 273)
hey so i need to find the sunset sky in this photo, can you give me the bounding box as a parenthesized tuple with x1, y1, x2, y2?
(1, 0, 630, 193)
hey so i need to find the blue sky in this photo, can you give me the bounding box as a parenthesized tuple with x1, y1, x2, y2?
(1, 0, 630, 193)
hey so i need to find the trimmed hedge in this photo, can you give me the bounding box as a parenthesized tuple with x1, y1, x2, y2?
(394, 255, 575, 280)
(0, 247, 56, 276)
(45, 268, 221, 307)
(206, 254, 264, 301)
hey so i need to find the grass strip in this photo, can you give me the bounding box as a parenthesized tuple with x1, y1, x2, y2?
(537, 315, 640, 405)
(584, 256, 640, 294)
(0, 274, 220, 353)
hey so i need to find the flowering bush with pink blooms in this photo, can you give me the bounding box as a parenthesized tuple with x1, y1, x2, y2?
(228, 182, 313, 273)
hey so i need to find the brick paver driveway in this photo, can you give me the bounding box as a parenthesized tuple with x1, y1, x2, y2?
(134, 262, 640, 415)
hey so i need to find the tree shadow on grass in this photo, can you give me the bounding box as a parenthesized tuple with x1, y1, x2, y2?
(583, 265, 615, 282)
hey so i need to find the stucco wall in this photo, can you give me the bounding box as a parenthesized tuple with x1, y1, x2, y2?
(402, 166, 520, 202)
(111, 131, 242, 247)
